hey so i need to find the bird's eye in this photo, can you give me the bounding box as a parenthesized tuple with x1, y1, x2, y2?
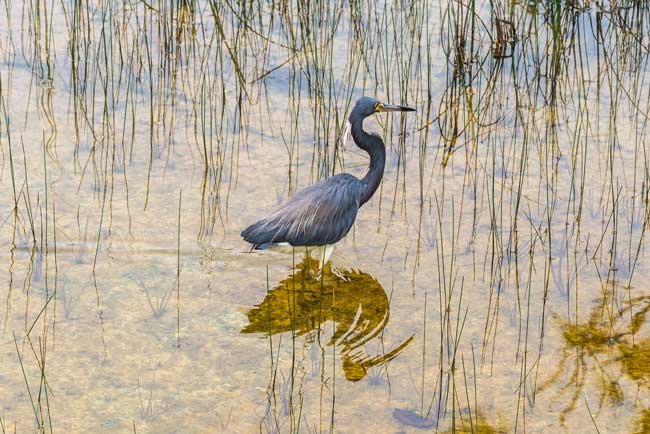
(375, 103, 384, 112)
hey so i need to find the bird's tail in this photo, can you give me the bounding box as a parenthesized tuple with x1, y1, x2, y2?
(241, 219, 284, 248)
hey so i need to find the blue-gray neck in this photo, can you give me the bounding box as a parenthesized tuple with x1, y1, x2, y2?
(350, 115, 385, 206)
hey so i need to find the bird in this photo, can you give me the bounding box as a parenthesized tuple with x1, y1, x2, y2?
(241, 96, 415, 269)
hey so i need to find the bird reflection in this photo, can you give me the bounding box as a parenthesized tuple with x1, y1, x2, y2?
(242, 258, 413, 382)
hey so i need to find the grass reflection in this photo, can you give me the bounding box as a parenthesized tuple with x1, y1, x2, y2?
(540, 281, 650, 427)
(634, 409, 650, 434)
(242, 258, 413, 382)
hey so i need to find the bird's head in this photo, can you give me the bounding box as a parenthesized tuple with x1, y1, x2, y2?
(349, 96, 415, 123)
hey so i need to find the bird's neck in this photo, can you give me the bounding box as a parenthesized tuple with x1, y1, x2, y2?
(351, 117, 386, 206)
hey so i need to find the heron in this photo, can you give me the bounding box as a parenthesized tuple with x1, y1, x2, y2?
(241, 96, 415, 269)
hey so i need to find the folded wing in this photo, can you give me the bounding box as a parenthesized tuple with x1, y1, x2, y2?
(241, 174, 364, 248)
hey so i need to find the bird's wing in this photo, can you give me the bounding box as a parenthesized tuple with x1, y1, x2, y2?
(241, 174, 364, 247)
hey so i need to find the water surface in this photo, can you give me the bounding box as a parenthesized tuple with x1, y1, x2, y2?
(1, 1, 650, 432)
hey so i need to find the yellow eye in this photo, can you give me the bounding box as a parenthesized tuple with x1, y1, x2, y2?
(375, 102, 384, 112)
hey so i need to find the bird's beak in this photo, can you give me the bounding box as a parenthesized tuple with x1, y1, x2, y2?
(378, 103, 416, 112)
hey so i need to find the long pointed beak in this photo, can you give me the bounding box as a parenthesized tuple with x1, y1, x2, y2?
(380, 103, 416, 112)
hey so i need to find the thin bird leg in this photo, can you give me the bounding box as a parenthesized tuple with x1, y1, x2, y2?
(320, 244, 335, 271)
(315, 245, 334, 280)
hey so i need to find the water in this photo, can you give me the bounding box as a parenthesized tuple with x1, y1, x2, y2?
(1, 1, 650, 432)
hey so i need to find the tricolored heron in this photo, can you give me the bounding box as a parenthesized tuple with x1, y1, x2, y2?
(241, 96, 415, 268)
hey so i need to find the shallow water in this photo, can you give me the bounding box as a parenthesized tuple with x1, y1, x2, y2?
(1, 1, 650, 433)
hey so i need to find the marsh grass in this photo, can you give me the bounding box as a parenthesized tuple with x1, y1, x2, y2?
(57, 277, 86, 321)
(1, 0, 650, 432)
(137, 377, 156, 421)
(135, 271, 179, 319)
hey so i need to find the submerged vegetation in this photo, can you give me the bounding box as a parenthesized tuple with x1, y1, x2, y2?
(1, 0, 650, 432)
(539, 283, 650, 425)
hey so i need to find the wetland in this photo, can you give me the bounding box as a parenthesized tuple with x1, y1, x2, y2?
(1, 0, 650, 432)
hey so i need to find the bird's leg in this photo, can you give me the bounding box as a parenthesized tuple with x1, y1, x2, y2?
(296, 246, 306, 280)
(302, 246, 315, 277)
(322, 244, 335, 268)
(304, 246, 319, 276)
(315, 244, 335, 279)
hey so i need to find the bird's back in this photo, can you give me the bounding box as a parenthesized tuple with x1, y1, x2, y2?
(241, 174, 364, 248)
